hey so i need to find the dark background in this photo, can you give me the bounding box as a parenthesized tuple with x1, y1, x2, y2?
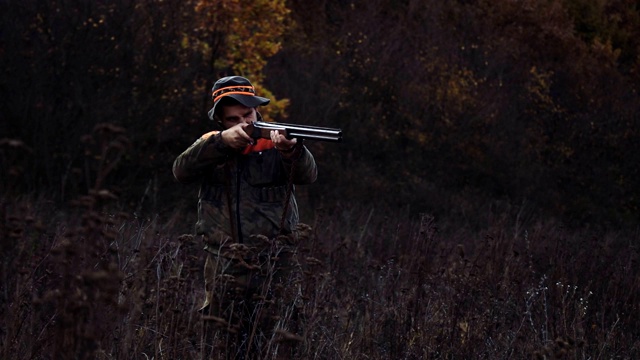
(2, 0, 639, 229)
(2, 2, 640, 358)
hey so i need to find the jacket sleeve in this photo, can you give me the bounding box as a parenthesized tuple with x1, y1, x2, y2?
(283, 145, 318, 185)
(172, 131, 234, 184)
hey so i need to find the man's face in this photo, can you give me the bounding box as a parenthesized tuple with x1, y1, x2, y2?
(220, 104, 257, 129)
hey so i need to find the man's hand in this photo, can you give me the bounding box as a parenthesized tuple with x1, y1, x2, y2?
(270, 130, 298, 158)
(221, 123, 255, 150)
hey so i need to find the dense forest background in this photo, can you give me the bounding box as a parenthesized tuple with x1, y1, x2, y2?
(2, 1, 640, 359)
(2, 0, 639, 228)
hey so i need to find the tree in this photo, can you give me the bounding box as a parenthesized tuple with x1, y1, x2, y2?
(266, 0, 640, 225)
(194, 0, 291, 120)
(1, 0, 293, 214)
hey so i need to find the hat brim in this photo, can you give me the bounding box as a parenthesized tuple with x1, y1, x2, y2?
(208, 94, 270, 120)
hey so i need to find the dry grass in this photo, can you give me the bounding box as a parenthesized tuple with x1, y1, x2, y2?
(1, 195, 639, 359)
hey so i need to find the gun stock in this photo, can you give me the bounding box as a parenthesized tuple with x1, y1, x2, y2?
(247, 120, 342, 143)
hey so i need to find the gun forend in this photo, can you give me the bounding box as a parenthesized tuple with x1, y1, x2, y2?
(247, 120, 342, 143)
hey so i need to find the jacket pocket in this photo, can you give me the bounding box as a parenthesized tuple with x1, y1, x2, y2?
(200, 184, 224, 204)
(257, 185, 287, 203)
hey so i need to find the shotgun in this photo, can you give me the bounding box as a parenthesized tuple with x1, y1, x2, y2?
(247, 120, 342, 143)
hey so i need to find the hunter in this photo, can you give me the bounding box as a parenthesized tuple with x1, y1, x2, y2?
(173, 75, 317, 358)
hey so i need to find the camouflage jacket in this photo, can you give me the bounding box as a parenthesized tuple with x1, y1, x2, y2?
(173, 131, 317, 249)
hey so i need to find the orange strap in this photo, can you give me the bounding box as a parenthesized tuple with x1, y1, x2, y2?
(199, 131, 274, 154)
(241, 138, 275, 154)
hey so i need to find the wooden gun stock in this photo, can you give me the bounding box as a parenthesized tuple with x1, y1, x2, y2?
(247, 120, 342, 143)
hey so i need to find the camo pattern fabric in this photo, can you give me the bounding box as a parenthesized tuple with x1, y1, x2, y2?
(173, 131, 316, 242)
(173, 131, 317, 305)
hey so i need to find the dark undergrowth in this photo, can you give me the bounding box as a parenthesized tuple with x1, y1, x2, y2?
(1, 193, 638, 359)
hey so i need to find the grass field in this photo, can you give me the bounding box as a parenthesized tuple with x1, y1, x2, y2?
(1, 194, 638, 359)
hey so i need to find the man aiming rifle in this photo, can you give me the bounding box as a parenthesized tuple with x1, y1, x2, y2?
(173, 75, 339, 359)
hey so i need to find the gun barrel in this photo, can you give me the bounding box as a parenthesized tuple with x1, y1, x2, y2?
(252, 121, 342, 142)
